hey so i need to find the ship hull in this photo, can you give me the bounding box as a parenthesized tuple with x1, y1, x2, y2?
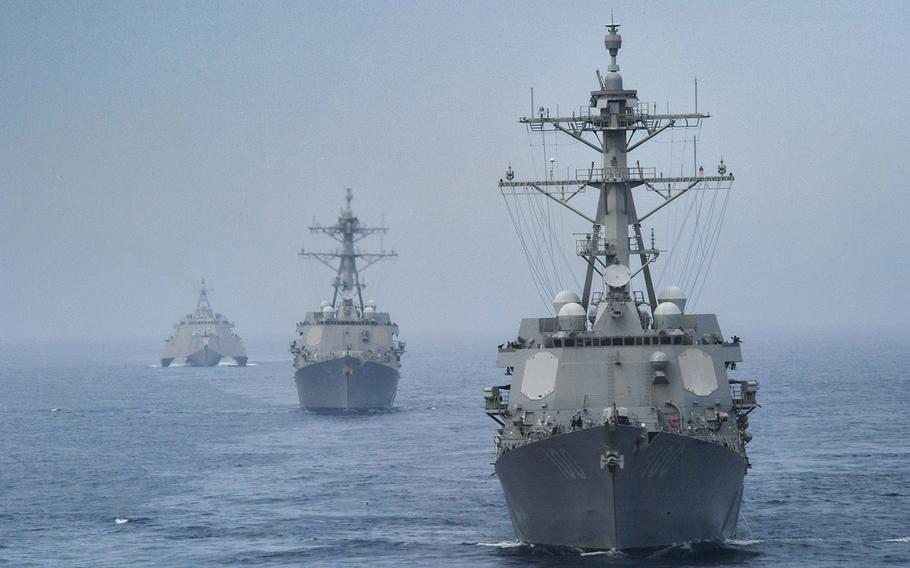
(495, 424, 745, 550)
(160, 350, 245, 368)
(294, 356, 399, 410)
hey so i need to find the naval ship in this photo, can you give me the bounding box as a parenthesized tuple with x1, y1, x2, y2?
(484, 24, 760, 550)
(290, 189, 405, 410)
(161, 280, 247, 367)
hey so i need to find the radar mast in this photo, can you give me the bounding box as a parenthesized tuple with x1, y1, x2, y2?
(300, 189, 397, 311)
(499, 22, 733, 314)
(195, 279, 213, 318)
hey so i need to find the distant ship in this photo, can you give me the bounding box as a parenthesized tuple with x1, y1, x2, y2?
(161, 280, 248, 367)
(484, 24, 759, 550)
(290, 189, 405, 410)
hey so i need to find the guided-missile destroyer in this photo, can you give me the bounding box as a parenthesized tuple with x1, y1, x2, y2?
(485, 24, 759, 550)
(290, 189, 404, 410)
(161, 280, 247, 367)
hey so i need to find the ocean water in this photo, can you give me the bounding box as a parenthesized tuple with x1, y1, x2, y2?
(1, 333, 908, 567)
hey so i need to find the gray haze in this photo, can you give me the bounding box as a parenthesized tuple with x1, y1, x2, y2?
(2, 1, 909, 346)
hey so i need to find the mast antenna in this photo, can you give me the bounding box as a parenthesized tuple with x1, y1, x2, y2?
(196, 278, 213, 312)
(299, 189, 397, 311)
(499, 25, 732, 311)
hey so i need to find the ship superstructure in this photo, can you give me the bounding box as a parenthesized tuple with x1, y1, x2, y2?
(161, 280, 247, 367)
(484, 24, 759, 550)
(290, 189, 404, 410)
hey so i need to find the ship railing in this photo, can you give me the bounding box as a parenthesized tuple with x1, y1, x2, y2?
(545, 333, 691, 349)
(574, 166, 656, 182)
(526, 106, 644, 131)
(526, 107, 591, 131)
(634, 101, 653, 115)
(510, 409, 647, 446)
(571, 105, 643, 127)
(314, 319, 385, 326)
(523, 102, 704, 133)
(576, 238, 609, 256)
(498, 337, 537, 350)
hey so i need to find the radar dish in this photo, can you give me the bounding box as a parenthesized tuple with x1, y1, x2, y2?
(604, 264, 631, 288)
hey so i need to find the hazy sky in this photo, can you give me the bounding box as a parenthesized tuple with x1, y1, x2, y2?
(2, 1, 909, 345)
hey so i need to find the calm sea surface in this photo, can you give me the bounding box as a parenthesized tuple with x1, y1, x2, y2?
(1, 333, 908, 567)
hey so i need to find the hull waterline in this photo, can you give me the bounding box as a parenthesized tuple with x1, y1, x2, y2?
(495, 424, 745, 550)
(185, 345, 222, 367)
(295, 356, 399, 410)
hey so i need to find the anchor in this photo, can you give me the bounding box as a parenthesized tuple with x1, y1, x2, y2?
(600, 452, 624, 472)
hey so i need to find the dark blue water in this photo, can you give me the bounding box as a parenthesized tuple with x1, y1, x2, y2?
(1, 333, 908, 567)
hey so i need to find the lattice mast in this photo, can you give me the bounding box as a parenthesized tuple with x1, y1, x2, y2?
(195, 279, 214, 317)
(499, 23, 733, 313)
(300, 189, 396, 311)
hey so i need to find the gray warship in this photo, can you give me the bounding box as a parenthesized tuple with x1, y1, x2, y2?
(290, 189, 405, 410)
(484, 24, 760, 550)
(161, 280, 247, 367)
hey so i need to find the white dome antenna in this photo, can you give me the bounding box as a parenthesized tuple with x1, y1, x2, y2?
(553, 290, 581, 314)
(657, 286, 687, 313)
(558, 302, 587, 332)
(653, 302, 682, 329)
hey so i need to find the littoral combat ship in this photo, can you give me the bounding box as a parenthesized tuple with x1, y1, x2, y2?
(484, 24, 760, 550)
(161, 280, 247, 367)
(290, 189, 405, 410)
